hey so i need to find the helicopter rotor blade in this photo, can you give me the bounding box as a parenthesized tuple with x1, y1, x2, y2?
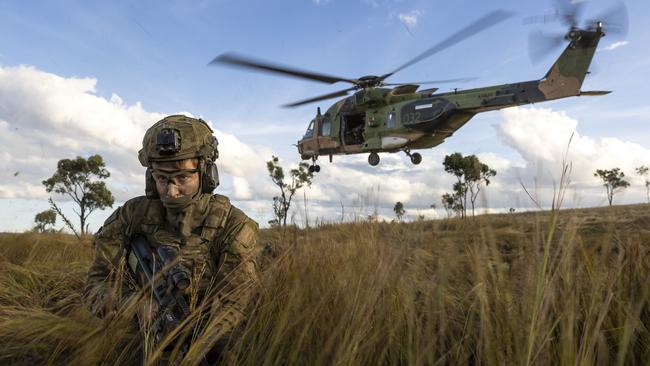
(210, 53, 359, 85)
(283, 87, 357, 108)
(528, 30, 565, 64)
(553, 0, 585, 28)
(523, 0, 584, 27)
(523, 12, 561, 26)
(382, 9, 514, 80)
(383, 77, 477, 86)
(586, 1, 628, 36)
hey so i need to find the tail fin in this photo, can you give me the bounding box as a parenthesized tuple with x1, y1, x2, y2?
(538, 29, 603, 100)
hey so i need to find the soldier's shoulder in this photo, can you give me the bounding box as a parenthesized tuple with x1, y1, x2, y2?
(209, 193, 231, 208)
(210, 194, 258, 231)
(103, 196, 157, 225)
(121, 195, 150, 211)
(121, 195, 164, 216)
(97, 196, 152, 235)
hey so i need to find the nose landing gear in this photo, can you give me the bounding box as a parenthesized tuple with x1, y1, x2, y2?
(309, 156, 321, 173)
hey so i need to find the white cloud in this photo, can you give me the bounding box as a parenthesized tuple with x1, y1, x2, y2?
(0, 65, 163, 201)
(601, 41, 629, 51)
(270, 103, 650, 222)
(231, 176, 252, 199)
(2, 65, 649, 230)
(495, 106, 650, 206)
(0, 65, 274, 209)
(398, 10, 423, 28)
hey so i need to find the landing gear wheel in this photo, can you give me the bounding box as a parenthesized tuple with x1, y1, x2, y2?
(309, 157, 320, 174)
(368, 152, 380, 166)
(410, 152, 422, 165)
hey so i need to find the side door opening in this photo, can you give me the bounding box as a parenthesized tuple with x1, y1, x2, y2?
(342, 112, 365, 146)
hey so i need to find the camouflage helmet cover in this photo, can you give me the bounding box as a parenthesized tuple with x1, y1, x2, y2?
(138, 115, 219, 167)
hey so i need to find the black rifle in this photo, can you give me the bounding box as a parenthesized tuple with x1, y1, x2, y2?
(127, 234, 209, 366)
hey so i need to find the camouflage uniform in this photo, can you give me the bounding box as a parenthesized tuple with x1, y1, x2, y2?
(82, 115, 261, 357)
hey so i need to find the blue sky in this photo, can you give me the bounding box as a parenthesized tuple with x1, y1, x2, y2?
(1, 0, 649, 232)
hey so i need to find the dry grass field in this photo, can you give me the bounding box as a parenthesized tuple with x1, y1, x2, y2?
(1, 203, 649, 365)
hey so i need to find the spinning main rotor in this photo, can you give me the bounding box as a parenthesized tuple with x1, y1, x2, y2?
(211, 10, 514, 107)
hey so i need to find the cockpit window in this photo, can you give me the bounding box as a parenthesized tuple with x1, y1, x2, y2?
(304, 121, 314, 138)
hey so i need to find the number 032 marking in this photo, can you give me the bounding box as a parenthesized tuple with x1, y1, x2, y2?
(402, 112, 421, 124)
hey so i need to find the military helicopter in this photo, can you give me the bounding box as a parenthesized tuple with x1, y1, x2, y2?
(212, 3, 626, 173)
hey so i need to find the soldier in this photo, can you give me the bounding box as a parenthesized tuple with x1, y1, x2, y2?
(83, 115, 260, 363)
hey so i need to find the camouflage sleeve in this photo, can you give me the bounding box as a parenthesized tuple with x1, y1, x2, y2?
(82, 203, 137, 317)
(206, 210, 261, 340)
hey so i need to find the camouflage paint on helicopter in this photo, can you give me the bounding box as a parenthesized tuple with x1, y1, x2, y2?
(213, 4, 623, 170)
(297, 24, 607, 167)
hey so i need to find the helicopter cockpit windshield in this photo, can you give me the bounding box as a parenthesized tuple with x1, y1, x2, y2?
(304, 120, 314, 138)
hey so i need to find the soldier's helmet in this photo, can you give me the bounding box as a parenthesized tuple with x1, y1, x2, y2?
(138, 115, 218, 166)
(138, 115, 219, 197)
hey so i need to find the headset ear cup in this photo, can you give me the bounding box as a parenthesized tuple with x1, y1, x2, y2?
(201, 162, 219, 194)
(145, 168, 159, 199)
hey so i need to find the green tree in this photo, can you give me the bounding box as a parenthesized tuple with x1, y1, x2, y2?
(33, 209, 56, 233)
(266, 155, 313, 227)
(594, 168, 630, 206)
(441, 192, 463, 218)
(393, 201, 405, 222)
(42, 155, 115, 235)
(636, 165, 649, 203)
(268, 197, 284, 227)
(443, 153, 497, 217)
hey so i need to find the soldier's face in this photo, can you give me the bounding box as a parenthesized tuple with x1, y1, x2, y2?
(151, 159, 200, 199)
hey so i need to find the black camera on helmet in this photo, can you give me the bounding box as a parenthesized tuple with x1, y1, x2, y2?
(156, 128, 181, 155)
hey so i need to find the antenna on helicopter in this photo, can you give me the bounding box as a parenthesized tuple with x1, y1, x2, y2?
(317, 107, 321, 116)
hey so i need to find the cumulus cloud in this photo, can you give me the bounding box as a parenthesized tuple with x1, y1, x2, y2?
(1, 65, 648, 229)
(496, 106, 650, 206)
(228, 106, 650, 224)
(398, 10, 423, 28)
(0, 65, 274, 207)
(0, 65, 163, 201)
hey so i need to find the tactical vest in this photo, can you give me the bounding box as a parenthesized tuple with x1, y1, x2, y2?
(124, 194, 232, 296)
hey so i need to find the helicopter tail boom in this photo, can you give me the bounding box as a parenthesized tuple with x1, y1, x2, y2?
(537, 27, 603, 101)
(440, 25, 606, 114)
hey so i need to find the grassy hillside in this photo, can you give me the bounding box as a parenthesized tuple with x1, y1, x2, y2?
(1, 204, 649, 365)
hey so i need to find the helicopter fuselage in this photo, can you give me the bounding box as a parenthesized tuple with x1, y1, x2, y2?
(297, 26, 607, 166)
